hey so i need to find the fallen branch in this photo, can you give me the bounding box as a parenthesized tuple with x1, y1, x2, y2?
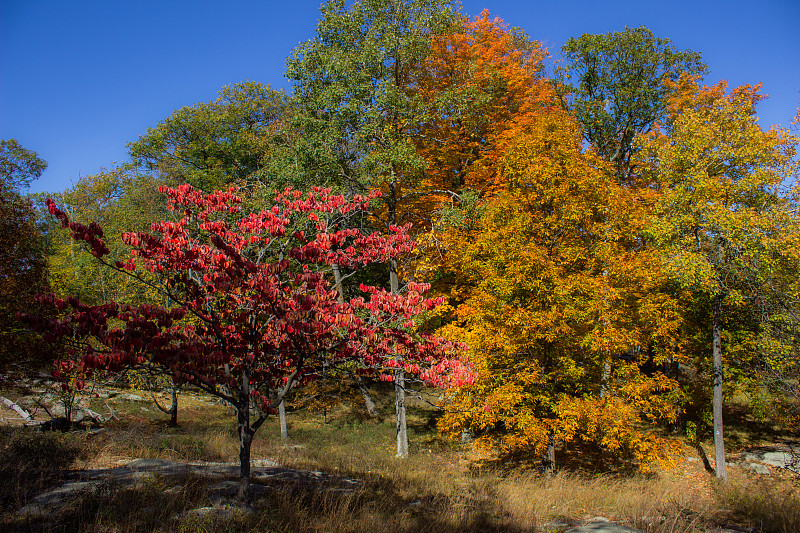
(79, 400, 117, 423)
(0, 396, 34, 422)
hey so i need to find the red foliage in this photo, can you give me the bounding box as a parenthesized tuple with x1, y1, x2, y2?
(29, 184, 469, 406)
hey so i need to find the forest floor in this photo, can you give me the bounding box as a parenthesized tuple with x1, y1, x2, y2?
(1, 381, 798, 533)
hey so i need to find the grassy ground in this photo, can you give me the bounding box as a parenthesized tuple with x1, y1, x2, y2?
(1, 384, 798, 532)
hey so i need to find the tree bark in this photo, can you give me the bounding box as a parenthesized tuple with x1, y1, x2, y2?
(712, 291, 727, 482)
(395, 368, 408, 458)
(390, 252, 410, 457)
(0, 396, 33, 422)
(169, 384, 178, 427)
(356, 375, 378, 418)
(148, 376, 179, 427)
(237, 403, 253, 501)
(599, 360, 611, 398)
(386, 171, 408, 458)
(279, 398, 288, 443)
(237, 371, 252, 501)
(332, 263, 346, 303)
(544, 432, 556, 475)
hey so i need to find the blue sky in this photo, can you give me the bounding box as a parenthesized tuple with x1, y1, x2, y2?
(2, 0, 798, 194)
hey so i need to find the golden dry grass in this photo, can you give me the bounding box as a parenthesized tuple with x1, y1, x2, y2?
(2, 386, 798, 532)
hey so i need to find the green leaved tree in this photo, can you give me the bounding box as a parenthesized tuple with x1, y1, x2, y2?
(286, 0, 460, 457)
(638, 76, 799, 481)
(129, 81, 296, 192)
(559, 27, 706, 180)
(0, 140, 50, 376)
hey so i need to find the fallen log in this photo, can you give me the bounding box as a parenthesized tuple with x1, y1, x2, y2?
(0, 396, 34, 422)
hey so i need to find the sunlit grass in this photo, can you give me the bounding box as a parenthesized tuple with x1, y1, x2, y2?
(2, 385, 798, 532)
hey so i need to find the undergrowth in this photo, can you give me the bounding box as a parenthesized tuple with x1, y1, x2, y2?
(1, 387, 798, 532)
(0, 427, 86, 508)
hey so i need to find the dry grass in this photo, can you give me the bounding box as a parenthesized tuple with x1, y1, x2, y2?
(713, 474, 800, 533)
(0, 427, 86, 509)
(2, 386, 798, 532)
(494, 471, 703, 531)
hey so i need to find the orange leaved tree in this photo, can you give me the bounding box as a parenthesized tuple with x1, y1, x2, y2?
(434, 109, 684, 471)
(409, 9, 556, 206)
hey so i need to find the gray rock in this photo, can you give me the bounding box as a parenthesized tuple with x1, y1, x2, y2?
(564, 518, 641, 533)
(126, 458, 182, 471)
(250, 458, 282, 468)
(113, 392, 144, 401)
(740, 462, 770, 475)
(21, 481, 96, 508)
(180, 505, 254, 521)
(163, 485, 183, 495)
(741, 447, 800, 470)
(15, 456, 367, 521)
(540, 520, 573, 530)
(762, 451, 794, 468)
(564, 524, 641, 533)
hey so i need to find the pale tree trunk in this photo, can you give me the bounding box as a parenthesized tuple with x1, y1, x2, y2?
(332, 263, 345, 303)
(390, 254, 409, 457)
(395, 367, 408, 458)
(0, 396, 33, 422)
(279, 398, 288, 443)
(599, 361, 611, 398)
(356, 376, 379, 418)
(237, 406, 253, 501)
(599, 269, 611, 398)
(389, 256, 399, 296)
(382, 166, 408, 458)
(387, 167, 409, 458)
(712, 291, 727, 481)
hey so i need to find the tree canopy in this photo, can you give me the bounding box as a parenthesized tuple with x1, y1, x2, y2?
(559, 27, 707, 180)
(26, 183, 467, 499)
(9, 1, 800, 485)
(129, 82, 294, 192)
(1, 139, 48, 190)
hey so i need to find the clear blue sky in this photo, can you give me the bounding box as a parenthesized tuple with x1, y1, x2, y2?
(2, 0, 798, 194)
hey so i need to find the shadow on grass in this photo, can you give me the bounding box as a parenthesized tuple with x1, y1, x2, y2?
(4, 467, 531, 533)
(0, 427, 86, 510)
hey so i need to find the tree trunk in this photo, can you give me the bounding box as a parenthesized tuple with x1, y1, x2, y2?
(237, 401, 253, 501)
(599, 360, 611, 398)
(168, 382, 178, 427)
(332, 263, 346, 303)
(390, 255, 409, 457)
(279, 398, 288, 443)
(148, 376, 179, 427)
(395, 368, 408, 458)
(0, 396, 34, 422)
(543, 432, 556, 475)
(236, 370, 253, 501)
(356, 376, 378, 418)
(712, 291, 727, 481)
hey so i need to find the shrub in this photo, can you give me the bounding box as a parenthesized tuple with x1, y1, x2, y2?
(0, 427, 85, 507)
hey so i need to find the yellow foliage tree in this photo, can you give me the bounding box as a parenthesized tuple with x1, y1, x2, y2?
(435, 110, 683, 470)
(637, 76, 799, 480)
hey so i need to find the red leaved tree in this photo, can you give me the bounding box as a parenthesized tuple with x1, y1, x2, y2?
(24, 184, 465, 500)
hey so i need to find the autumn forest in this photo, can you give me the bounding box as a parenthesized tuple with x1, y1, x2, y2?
(1, 1, 799, 531)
